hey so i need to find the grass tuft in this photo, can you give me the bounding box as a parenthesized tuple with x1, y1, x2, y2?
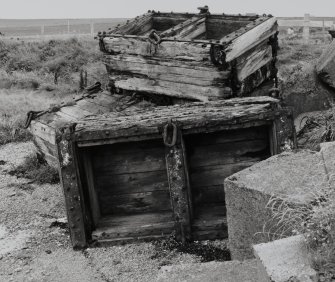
(9, 153, 60, 184)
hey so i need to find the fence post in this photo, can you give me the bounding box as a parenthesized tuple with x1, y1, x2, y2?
(303, 13, 310, 43)
(41, 25, 44, 36)
(67, 20, 70, 34)
(90, 22, 94, 36)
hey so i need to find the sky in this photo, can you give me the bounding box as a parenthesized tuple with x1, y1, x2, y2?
(0, 0, 335, 19)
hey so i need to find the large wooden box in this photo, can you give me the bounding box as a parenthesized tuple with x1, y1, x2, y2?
(98, 8, 279, 101)
(55, 97, 295, 248)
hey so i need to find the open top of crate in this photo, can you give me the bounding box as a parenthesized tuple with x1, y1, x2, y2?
(98, 7, 279, 101)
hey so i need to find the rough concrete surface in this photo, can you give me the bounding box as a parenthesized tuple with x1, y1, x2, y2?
(157, 259, 261, 282)
(253, 235, 318, 282)
(224, 147, 332, 260)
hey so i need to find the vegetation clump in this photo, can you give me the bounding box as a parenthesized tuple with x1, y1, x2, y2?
(9, 153, 60, 184)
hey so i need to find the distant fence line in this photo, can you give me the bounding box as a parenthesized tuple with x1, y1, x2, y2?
(1, 15, 334, 39)
(278, 14, 334, 42)
(0, 22, 117, 37)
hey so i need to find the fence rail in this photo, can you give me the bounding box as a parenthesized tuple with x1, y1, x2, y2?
(0, 22, 121, 37)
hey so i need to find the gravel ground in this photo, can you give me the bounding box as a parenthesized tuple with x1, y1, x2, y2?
(0, 141, 230, 282)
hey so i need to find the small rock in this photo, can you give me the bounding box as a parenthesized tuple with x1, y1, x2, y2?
(14, 267, 22, 273)
(8, 192, 16, 197)
(45, 250, 52, 254)
(0, 160, 6, 165)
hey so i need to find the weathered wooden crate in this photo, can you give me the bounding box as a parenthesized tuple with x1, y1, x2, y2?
(55, 97, 295, 248)
(98, 8, 279, 101)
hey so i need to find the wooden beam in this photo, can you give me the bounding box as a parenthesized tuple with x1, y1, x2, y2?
(56, 125, 88, 249)
(223, 17, 278, 62)
(164, 126, 192, 242)
(160, 16, 206, 39)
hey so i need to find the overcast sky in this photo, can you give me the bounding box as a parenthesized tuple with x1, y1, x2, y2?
(1, 0, 335, 19)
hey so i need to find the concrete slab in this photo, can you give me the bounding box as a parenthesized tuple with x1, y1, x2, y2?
(157, 259, 262, 282)
(224, 149, 330, 260)
(253, 235, 318, 282)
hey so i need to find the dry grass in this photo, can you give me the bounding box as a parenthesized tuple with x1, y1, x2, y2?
(8, 152, 60, 184)
(0, 89, 64, 145)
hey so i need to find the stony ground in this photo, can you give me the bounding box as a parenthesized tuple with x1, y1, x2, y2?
(0, 142, 235, 282)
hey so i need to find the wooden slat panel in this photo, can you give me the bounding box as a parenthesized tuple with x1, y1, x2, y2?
(92, 212, 174, 241)
(236, 42, 273, 81)
(104, 55, 230, 85)
(188, 139, 269, 168)
(98, 190, 172, 215)
(190, 161, 261, 188)
(95, 170, 169, 195)
(185, 126, 268, 146)
(59, 105, 94, 120)
(193, 185, 226, 205)
(113, 76, 231, 102)
(30, 120, 56, 145)
(224, 17, 277, 62)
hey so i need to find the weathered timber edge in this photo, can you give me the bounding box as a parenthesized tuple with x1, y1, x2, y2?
(56, 124, 88, 249)
(74, 97, 286, 144)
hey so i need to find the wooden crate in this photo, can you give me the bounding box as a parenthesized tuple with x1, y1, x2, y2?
(98, 8, 279, 101)
(55, 97, 295, 248)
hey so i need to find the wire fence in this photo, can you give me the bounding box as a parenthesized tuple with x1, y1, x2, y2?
(0, 22, 121, 37)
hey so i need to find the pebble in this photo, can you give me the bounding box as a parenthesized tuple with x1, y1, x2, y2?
(45, 250, 52, 254)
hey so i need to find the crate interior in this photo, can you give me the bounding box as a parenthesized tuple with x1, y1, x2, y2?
(83, 139, 174, 242)
(184, 126, 271, 240)
(116, 13, 258, 40)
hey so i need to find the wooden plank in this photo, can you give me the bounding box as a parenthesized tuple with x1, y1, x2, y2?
(236, 41, 273, 81)
(224, 17, 278, 62)
(103, 37, 212, 61)
(92, 145, 166, 174)
(59, 105, 95, 120)
(29, 120, 56, 145)
(104, 54, 230, 85)
(82, 152, 100, 228)
(92, 211, 174, 240)
(98, 190, 172, 215)
(184, 126, 268, 146)
(192, 185, 226, 205)
(92, 221, 174, 240)
(75, 99, 280, 142)
(190, 161, 262, 187)
(95, 170, 169, 195)
(113, 76, 231, 102)
(165, 131, 192, 242)
(188, 139, 269, 168)
(33, 135, 58, 157)
(56, 126, 88, 249)
(110, 13, 153, 35)
(160, 16, 206, 39)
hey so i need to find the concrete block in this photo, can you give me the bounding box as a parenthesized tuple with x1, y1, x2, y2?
(224, 150, 329, 260)
(253, 235, 318, 282)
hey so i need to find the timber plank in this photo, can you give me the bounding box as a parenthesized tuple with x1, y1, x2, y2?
(95, 170, 169, 195)
(98, 190, 172, 215)
(92, 212, 174, 241)
(75, 99, 280, 142)
(113, 76, 231, 101)
(30, 121, 56, 145)
(190, 161, 260, 187)
(236, 42, 273, 81)
(187, 139, 269, 167)
(224, 17, 277, 62)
